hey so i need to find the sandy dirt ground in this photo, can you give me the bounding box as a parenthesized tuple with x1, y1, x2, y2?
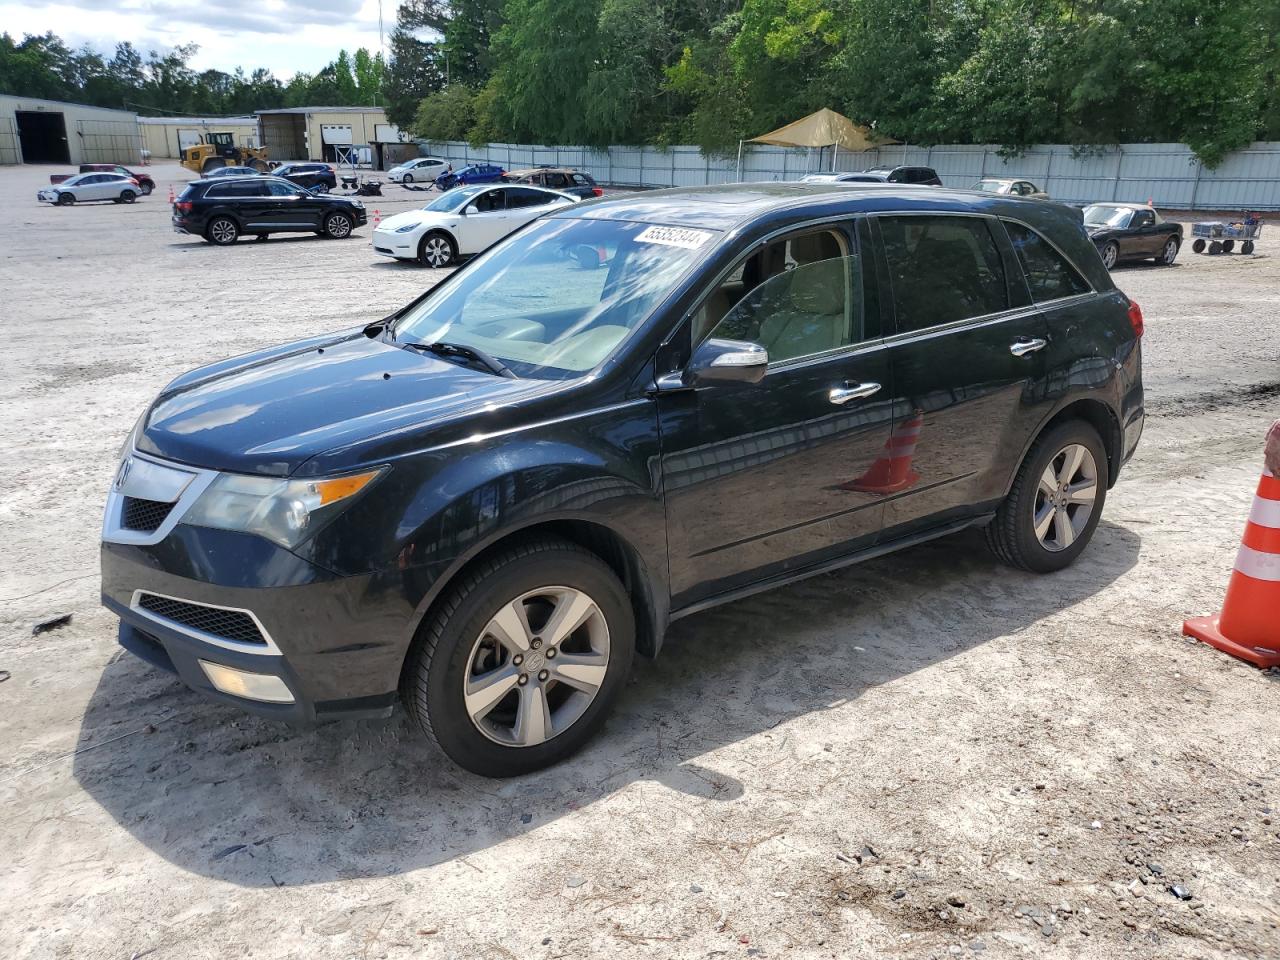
(1, 164, 1278, 960)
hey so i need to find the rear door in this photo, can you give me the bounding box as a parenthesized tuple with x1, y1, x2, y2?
(874, 212, 1052, 539)
(658, 221, 895, 608)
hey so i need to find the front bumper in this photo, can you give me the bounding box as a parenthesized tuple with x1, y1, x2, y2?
(38, 191, 57, 203)
(372, 228, 414, 258)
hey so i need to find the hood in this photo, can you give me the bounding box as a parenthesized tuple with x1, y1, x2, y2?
(136, 332, 557, 476)
(376, 209, 455, 231)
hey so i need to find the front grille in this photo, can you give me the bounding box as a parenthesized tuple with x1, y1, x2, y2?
(136, 593, 267, 646)
(122, 497, 175, 532)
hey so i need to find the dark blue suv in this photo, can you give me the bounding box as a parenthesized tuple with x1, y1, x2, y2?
(102, 183, 1143, 776)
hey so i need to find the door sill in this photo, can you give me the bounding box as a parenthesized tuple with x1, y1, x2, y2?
(669, 514, 994, 622)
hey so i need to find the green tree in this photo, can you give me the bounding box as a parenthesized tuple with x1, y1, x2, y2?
(413, 83, 477, 139)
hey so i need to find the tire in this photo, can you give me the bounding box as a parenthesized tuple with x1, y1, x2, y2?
(206, 216, 239, 245)
(57, 193, 74, 206)
(140, 182, 154, 196)
(120, 190, 137, 204)
(985, 420, 1109, 574)
(323, 212, 353, 239)
(1221, 238, 1235, 254)
(1100, 241, 1119, 270)
(418, 231, 457, 267)
(1157, 237, 1179, 265)
(402, 173, 414, 184)
(402, 538, 635, 777)
(1209, 240, 1223, 255)
(1192, 238, 1206, 254)
(1242, 240, 1255, 255)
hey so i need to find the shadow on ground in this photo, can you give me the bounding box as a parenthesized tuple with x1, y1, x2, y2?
(73, 521, 1139, 887)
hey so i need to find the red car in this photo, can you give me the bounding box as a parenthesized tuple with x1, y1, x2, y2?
(50, 164, 155, 195)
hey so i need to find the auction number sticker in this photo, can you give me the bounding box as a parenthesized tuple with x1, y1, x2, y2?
(636, 225, 714, 249)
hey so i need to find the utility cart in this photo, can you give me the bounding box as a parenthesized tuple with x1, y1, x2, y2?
(1190, 213, 1262, 255)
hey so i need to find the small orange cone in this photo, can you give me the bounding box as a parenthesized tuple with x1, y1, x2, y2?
(373, 209, 381, 226)
(167, 184, 175, 204)
(844, 412, 923, 494)
(1183, 467, 1280, 668)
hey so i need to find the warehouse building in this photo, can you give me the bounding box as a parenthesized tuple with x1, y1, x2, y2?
(0, 95, 141, 165)
(138, 116, 259, 160)
(255, 106, 406, 166)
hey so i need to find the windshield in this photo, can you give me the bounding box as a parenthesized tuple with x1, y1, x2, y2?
(1083, 205, 1132, 228)
(973, 180, 1005, 192)
(422, 186, 484, 212)
(393, 217, 715, 379)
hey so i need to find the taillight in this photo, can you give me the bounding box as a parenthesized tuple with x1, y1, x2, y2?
(1127, 299, 1144, 338)
(592, 187, 603, 197)
(175, 201, 193, 213)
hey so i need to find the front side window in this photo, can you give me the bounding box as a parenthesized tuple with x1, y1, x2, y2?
(1004, 221, 1090, 303)
(701, 228, 861, 365)
(879, 215, 1008, 332)
(394, 218, 712, 378)
(267, 181, 302, 196)
(1083, 205, 1132, 229)
(469, 189, 505, 213)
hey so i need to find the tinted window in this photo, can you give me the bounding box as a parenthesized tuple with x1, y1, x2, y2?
(469, 190, 505, 212)
(505, 187, 555, 209)
(879, 215, 1008, 332)
(1003, 221, 1090, 302)
(267, 181, 303, 196)
(1131, 210, 1154, 227)
(544, 172, 570, 188)
(707, 229, 860, 364)
(571, 173, 592, 185)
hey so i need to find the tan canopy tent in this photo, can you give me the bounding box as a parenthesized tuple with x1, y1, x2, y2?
(737, 108, 897, 178)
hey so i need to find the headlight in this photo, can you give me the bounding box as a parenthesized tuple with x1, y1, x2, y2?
(394, 223, 418, 233)
(183, 468, 383, 549)
(351, 200, 364, 208)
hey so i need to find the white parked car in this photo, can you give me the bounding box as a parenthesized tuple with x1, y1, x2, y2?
(373, 183, 577, 267)
(972, 178, 1050, 200)
(387, 157, 452, 184)
(37, 172, 143, 206)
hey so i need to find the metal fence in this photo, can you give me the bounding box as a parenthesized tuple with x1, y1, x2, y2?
(418, 139, 1280, 211)
(76, 119, 144, 165)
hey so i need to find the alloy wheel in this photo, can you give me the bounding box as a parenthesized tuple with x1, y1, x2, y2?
(1161, 239, 1178, 264)
(462, 586, 611, 747)
(1032, 443, 1098, 552)
(422, 236, 452, 267)
(209, 219, 237, 244)
(326, 214, 352, 238)
(1101, 243, 1118, 269)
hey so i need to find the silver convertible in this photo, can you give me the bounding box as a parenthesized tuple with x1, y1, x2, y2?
(38, 172, 144, 206)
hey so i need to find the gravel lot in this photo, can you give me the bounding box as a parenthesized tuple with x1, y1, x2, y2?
(1, 163, 1278, 960)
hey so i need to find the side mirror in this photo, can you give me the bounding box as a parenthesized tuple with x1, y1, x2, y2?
(463, 204, 479, 216)
(685, 338, 768, 387)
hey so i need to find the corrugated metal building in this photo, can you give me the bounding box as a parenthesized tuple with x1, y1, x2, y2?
(139, 116, 259, 159)
(255, 107, 404, 166)
(0, 95, 141, 165)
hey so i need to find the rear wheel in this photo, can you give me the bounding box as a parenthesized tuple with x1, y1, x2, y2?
(323, 212, 353, 238)
(206, 216, 239, 245)
(402, 538, 634, 777)
(418, 231, 457, 267)
(1192, 238, 1206, 254)
(1209, 240, 1223, 255)
(140, 182, 154, 196)
(1100, 241, 1119, 270)
(985, 420, 1109, 573)
(57, 193, 74, 206)
(1242, 240, 1255, 255)
(1158, 237, 1179, 265)
(1221, 238, 1235, 254)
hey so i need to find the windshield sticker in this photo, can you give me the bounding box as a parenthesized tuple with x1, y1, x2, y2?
(636, 225, 713, 249)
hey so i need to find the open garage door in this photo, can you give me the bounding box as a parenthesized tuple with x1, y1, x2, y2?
(320, 124, 353, 162)
(15, 111, 70, 164)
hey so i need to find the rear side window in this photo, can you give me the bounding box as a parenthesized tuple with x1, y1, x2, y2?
(571, 173, 593, 185)
(879, 215, 1008, 332)
(1003, 221, 1090, 303)
(505, 187, 554, 209)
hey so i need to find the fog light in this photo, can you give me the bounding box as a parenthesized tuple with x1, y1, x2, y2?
(199, 660, 294, 703)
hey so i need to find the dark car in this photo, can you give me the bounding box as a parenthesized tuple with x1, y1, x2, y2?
(172, 176, 366, 244)
(202, 165, 265, 179)
(437, 163, 505, 190)
(50, 163, 156, 194)
(800, 172, 890, 183)
(505, 166, 603, 199)
(273, 162, 338, 191)
(1083, 203, 1182, 269)
(864, 166, 943, 185)
(103, 183, 1143, 776)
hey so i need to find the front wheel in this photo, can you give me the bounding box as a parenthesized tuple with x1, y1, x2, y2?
(1158, 237, 1179, 265)
(1242, 240, 1255, 255)
(403, 538, 635, 777)
(206, 216, 239, 245)
(323, 212, 353, 238)
(57, 193, 74, 206)
(418, 231, 457, 267)
(1192, 238, 1206, 254)
(985, 420, 1109, 573)
(402, 173, 414, 184)
(120, 190, 137, 204)
(1100, 241, 1119, 270)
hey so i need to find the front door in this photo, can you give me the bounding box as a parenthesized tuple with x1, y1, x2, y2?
(873, 213, 1052, 539)
(658, 222, 895, 608)
(265, 180, 322, 228)
(460, 188, 514, 253)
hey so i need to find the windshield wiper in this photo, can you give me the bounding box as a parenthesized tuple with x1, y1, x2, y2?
(404, 340, 517, 379)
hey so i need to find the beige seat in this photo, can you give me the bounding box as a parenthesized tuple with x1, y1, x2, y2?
(757, 233, 849, 361)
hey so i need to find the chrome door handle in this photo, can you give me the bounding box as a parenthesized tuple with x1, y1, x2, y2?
(829, 382, 881, 405)
(1010, 338, 1047, 357)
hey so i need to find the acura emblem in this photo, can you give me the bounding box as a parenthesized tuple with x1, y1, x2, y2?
(115, 457, 133, 491)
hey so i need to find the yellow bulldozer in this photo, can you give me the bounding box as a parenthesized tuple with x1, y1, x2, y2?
(180, 132, 271, 176)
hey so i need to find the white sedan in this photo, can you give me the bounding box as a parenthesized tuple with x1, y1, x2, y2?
(37, 172, 144, 206)
(372, 184, 577, 267)
(387, 157, 452, 184)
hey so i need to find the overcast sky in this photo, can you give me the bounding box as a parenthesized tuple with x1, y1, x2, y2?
(3, 0, 395, 77)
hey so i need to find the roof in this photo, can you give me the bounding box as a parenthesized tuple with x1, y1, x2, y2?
(0, 93, 137, 119)
(748, 108, 895, 151)
(1084, 201, 1152, 210)
(138, 116, 256, 125)
(255, 107, 388, 116)
(507, 167, 582, 177)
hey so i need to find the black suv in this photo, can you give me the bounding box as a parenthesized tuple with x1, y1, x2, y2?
(273, 162, 338, 191)
(105, 184, 1143, 776)
(173, 177, 366, 244)
(865, 165, 943, 185)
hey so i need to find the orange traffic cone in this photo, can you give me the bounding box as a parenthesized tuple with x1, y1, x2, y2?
(1183, 467, 1280, 668)
(844, 412, 923, 494)
(167, 184, 175, 204)
(373, 209, 381, 226)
